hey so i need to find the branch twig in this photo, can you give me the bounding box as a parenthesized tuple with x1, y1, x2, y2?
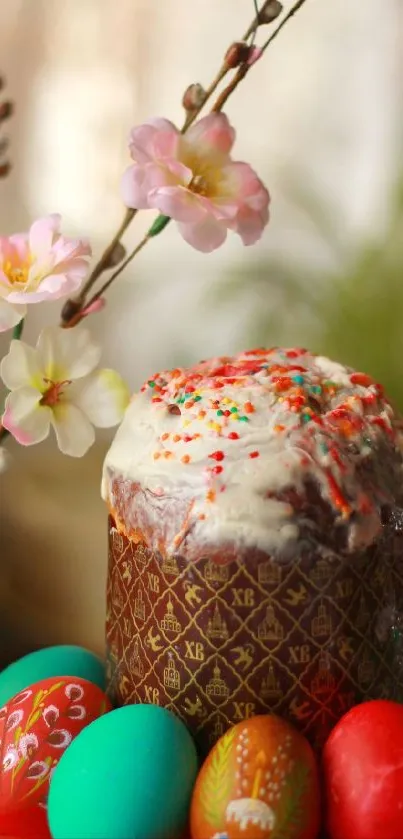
(62, 0, 310, 327)
(212, 0, 309, 114)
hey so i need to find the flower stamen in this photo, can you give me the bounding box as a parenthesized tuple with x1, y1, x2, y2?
(40, 378, 71, 407)
(3, 259, 30, 287)
(189, 174, 210, 196)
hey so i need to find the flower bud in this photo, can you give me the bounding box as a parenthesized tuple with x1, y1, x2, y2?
(0, 101, 13, 122)
(182, 83, 206, 113)
(81, 297, 106, 318)
(258, 0, 283, 24)
(224, 42, 251, 69)
(247, 46, 263, 67)
(104, 241, 126, 269)
(0, 162, 11, 179)
(60, 297, 82, 323)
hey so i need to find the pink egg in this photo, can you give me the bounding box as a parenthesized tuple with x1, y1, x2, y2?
(0, 676, 112, 813)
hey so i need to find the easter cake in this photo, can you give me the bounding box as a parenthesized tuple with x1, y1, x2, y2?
(102, 347, 403, 752)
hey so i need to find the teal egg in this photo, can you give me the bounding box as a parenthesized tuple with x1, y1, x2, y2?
(48, 704, 198, 839)
(0, 646, 105, 707)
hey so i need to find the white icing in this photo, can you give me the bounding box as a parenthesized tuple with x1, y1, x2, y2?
(226, 798, 276, 831)
(102, 347, 401, 555)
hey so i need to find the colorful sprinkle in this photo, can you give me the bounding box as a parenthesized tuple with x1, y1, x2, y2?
(351, 373, 374, 387)
(209, 451, 225, 462)
(133, 347, 399, 537)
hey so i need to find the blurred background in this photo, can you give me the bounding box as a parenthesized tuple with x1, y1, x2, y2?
(0, 0, 402, 662)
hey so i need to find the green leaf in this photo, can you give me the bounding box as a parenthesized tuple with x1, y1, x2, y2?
(198, 726, 237, 828)
(271, 761, 310, 838)
(12, 318, 25, 341)
(148, 214, 171, 237)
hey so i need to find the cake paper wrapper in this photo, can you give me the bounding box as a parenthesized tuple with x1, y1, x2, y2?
(105, 514, 403, 754)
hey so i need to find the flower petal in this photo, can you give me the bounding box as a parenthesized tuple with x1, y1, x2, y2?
(18, 733, 39, 759)
(220, 161, 270, 204)
(65, 683, 84, 701)
(11, 689, 32, 705)
(49, 235, 92, 264)
(43, 704, 59, 727)
(2, 388, 51, 446)
(28, 214, 61, 260)
(0, 297, 26, 332)
(47, 729, 72, 749)
(68, 368, 130, 428)
(147, 160, 192, 190)
(36, 326, 101, 381)
(0, 339, 42, 390)
(6, 709, 24, 732)
(4, 234, 29, 262)
(51, 402, 95, 457)
(128, 118, 179, 163)
(231, 204, 270, 245)
(26, 761, 49, 780)
(121, 165, 151, 209)
(149, 186, 207, 223)
(178, 216, 228, 253)
(66, 704, 86, 720)
(186, 113, 235, 155)
(3, 747, 19, 772)
(7, 271, 82, 304)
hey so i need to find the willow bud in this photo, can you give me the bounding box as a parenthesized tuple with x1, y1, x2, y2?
(258, 0, 283, 24)
(0, 101, 13, 122)
(60, 297, 82, 324)
(224, 42, 251, 69)
(0, 162, 11, 179)
(182, 83, 206, 113)
(104, 241, 126, 269)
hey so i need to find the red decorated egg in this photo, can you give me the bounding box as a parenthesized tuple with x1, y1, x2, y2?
(0, 804, 51, 838)
(0, 676, 112, 813)
(323, 699, 403, 839)
(190, 715, 321, 839)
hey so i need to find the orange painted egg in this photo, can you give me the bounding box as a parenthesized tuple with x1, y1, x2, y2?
(190, 715, 321, 839)
(0, 676, 112, 813)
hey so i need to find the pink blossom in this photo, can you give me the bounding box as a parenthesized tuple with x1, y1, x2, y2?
(0, 215, 91, 332)
(121, 113, 270, 253)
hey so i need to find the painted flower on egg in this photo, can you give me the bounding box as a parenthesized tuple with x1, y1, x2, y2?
(0, 325, 130, 456)
(0, 676, 112, 812)
(0, 214, 91, 332)
(121, 113, 270, 252)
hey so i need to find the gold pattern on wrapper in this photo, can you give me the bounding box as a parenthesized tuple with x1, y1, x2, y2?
(106, 517, 403, 753)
